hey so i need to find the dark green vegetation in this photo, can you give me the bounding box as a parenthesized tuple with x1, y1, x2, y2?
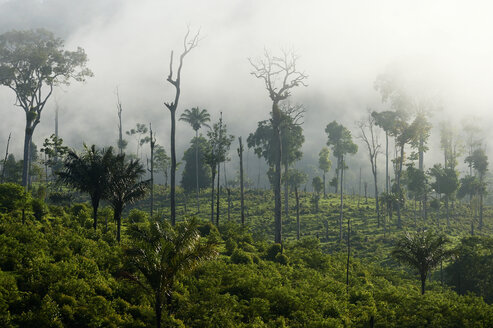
(2, 182, 493, 327)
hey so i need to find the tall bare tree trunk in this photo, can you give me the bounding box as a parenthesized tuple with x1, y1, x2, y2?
(479, 193, 483, 231)
(295, 186, 300, 240)
(195, 129, 200, 214)
(358, 167, 361, 208)
(210, 169, 215, 223)
(164, 29, 200, 225)
(55, 104, 59, 163)
(284, 161, 289, 219)
(396, 145, 404, 229)
(273, 103, 282, 244)
(446, 196, 450, 228)
(170, 109, 176, 225)
(257, 156, 261, 190)
(346, 215, 350, 291)
(216, 115, 223, 226)
(238, 137, 245, 225)
(419, 136, 424, 171)
(339, 155, 344, 242)
(323, 170, 326, 198)
(373, 169, 380, 228)
(227, 188, 231, 221)
(216, 160, 220, 226)
(1, 132, 11, 183)
(385, 132, 389, 194)
(149, 124, 155, 218)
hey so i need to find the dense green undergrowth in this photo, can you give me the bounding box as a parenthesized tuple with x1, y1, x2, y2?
(1, 185, 493, 327)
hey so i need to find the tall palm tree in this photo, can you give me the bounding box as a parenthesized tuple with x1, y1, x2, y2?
(392, 230, 451, 294)
(123, 218, 217, 328)
(57, 145, 113, 230)
(104, 152, 149, 242)
(180, 107, 210, 214)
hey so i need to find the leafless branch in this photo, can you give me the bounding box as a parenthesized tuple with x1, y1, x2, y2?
(281, 102, 306, 126)
(249, 49, 308, 103)
(165, 26, 200, 112)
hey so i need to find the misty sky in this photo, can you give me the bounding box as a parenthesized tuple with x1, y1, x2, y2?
(1, 0, 493, 188)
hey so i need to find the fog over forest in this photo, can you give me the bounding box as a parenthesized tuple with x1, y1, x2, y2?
(1, 0, 493, 191)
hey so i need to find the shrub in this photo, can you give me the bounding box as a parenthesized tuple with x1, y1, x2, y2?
(266, 243, 282, 261)
(31, 198, 48, 221)
(225, 238, 238, 256)
(275, 253, 289, 265)
(231, 249, 253, 265)
(0, 183, 27, 212)
(127, 209, 148, 224)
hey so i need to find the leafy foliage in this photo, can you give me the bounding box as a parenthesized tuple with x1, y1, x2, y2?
(392, 230, 451, 294)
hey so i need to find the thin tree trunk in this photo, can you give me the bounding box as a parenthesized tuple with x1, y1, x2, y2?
(210, 171, 215, 223)
(216, 115, 223, 227)
(150, 124, 155, 218)
(324, 220, 329, 241)
(44, 154, 48, 184)
(414, 198, 417, 227)
(396, 145, 404, 229)
(339, 155, 344, 242)
(323, 170, 326, 198)
(195, 129, 200, 214)
(284, 161, 289, 219)
(115, 205, 123, 242)
(421, 274, 426, 295)
(424, 191, 428, 223)
(373, 167, 380, 228)
(257, 156, 261, 190)
(1, 132, 11, 183)
(170, 109, 176, 225)
(55, 105, 59, 162)
(227, 188, 231, 221)
(419, 136, 424, 171)
(155, 293, 162, 328)
(479, 193, 483, 230)
(216, 161, 220, 226)
(437, 192, 441, 229)
(295, 186, 300, 240)
(385, 132, 389, 194)
(118, 98, 124, 155)
(446, 196, 450, 228)
(357, 167, 361, 208)
(238, 137, 245, 225)
(28, 146, 33, 190)
(346, 215, 350, 291)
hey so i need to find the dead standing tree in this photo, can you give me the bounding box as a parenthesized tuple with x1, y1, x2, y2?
(249, 50, 307, 244)
(1, 132, 11, 183)
(164, 28, 199, 225)
(237, 136, 245, 225)
(358, 110, 382, 228)
(116, 88, 127, 155)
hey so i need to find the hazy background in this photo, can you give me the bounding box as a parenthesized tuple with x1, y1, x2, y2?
(1, 0, 493, 190)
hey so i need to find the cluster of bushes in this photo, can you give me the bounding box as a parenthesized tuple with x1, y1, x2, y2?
(1, 183, 493, 327)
